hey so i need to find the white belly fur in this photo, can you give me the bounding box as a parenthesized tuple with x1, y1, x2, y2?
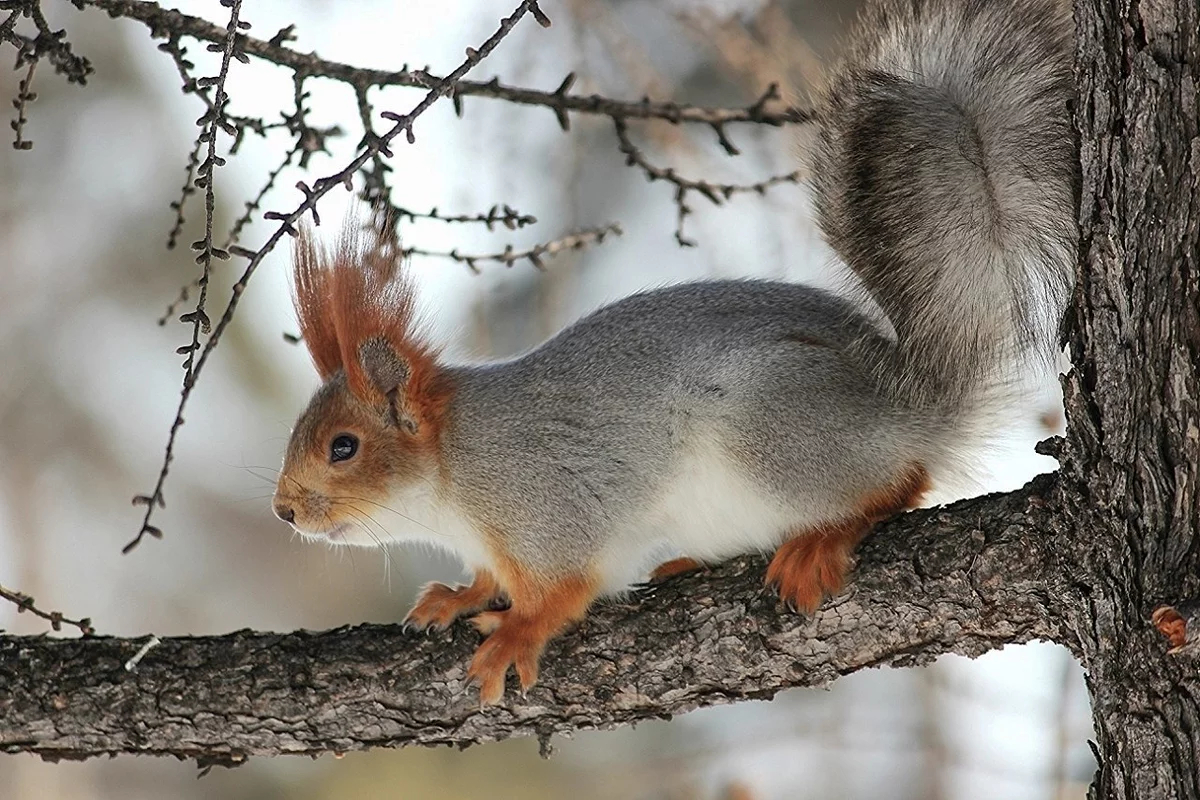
(595, 443, 811, 594)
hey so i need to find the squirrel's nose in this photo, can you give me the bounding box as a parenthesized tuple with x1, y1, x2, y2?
(273, 503, 295, 524)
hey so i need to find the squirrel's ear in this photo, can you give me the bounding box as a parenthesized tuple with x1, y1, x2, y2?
(357, 338, 418, 433)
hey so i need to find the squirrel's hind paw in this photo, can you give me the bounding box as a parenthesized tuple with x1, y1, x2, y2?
(766, 524, 867, 614)
(648, 557, 705, 583)
(467, 611, 543, 704)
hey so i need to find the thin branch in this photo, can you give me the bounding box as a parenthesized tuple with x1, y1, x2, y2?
(222, 138, 300, 250)
(127, 0, 246, 553)
(0, 583, 94, 636)
(404, 223, 621, 272)
(395, 203, 537, 230)
(164, 136, 201, 251)
(155, 31, 278, 143)
(613, 117, 801, 246)
(0, 0, 92, 84)
(77, 0, 808, 128)
(159, 74, 343, 324)
(0, 8, 19, 42)
(351, 81, 392, 214)
(126, 0, 552, 553)
(153, 30, 282, 244)
(2, 0, 93, 149)
(9, 56, 34, 149)
(25, 0, 91, 83)
(352, 90, 537, 232)
(0, 480, 1073, 762)
(160, 138, 303, 327)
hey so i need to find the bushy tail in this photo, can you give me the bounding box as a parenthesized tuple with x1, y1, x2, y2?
(808, 0, 1077, 420)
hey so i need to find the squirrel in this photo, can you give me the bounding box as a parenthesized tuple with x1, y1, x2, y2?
(271, 0, 1077, 704)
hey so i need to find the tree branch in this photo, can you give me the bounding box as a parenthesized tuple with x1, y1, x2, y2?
(77, 0, 808, 127)
(0, 477, 1072, 763)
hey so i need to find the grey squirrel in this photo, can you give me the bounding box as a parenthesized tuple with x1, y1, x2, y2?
(271, 0, 1077, 704)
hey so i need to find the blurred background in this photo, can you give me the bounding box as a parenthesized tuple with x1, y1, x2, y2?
(0, 0, 1094, 797)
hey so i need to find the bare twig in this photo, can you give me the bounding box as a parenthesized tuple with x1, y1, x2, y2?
(127, 0, 247, 553)
(153, 31, 289, 243)
(158, 141, 303, 327)
(405, 223, 622, 273)
(164, 137, 201, 251)
(2, 0, 93, 149)
(155, 32, 278, 143)
(283, 73, 341, 170)
(26, 0, 91, 83)
(0, 0, 92, 84)
(123, 634, 161, 671)
(77, 0, 808, 129)
(350, 81, 393, 215)
(9, 56, 34, 149)
(613, 117, 801, 246)
(126, 0, 553, 553)
(351, 87, 538, 233)
(0, 8, 20, 42)
(396, 204, 537, 230)
(159, 73, 342, 324)
(0, 583, 94, 636)
(223, 141, 300, 250)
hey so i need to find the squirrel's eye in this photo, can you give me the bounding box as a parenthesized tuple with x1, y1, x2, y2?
(330, 434, 358, 463)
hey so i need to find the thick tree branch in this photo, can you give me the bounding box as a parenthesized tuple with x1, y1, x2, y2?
(0, 477, 1071, 763)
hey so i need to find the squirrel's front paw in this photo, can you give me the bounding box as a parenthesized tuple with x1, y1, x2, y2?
(467, 610, 544, 704)
(406, 573, 502, 630)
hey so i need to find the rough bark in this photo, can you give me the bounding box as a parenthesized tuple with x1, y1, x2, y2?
(1061, 0, 1200, 797)
(0, 480, 1069, 763)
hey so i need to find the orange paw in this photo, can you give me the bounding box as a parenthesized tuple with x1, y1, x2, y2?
(405, 573, 501, 630)
(766, 469, 928, 615)
(649, 556, 704, 583)
(467, 611, 544, 704)
(765, 527, 861, 614)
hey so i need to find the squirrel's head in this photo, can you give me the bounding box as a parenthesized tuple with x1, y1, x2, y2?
(271, 220, 452, 546)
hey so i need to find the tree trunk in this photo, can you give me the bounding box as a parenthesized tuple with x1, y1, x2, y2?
(1064, 0, 1200, 796)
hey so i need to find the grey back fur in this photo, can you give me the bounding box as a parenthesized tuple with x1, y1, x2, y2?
(393, 0, 1079, 586)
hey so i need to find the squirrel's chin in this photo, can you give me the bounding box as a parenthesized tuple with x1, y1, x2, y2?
(294, 522, 377, 547)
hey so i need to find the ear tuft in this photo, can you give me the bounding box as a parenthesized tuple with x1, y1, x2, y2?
(292, 213, 453, 441)
(292, 225, 343, 379)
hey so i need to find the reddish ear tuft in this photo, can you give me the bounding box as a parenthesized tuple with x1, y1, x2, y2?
(326, 222, 422, 404)
(290, 215, 452, 441)
(292, 226, 343, 379)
